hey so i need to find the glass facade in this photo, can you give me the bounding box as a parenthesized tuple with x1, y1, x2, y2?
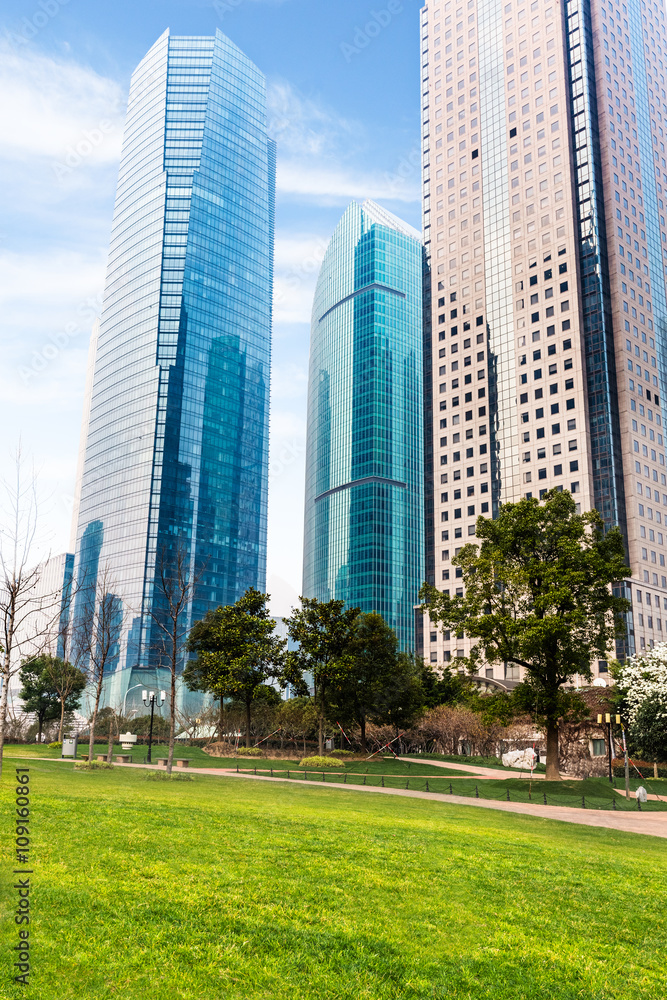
(302, 201, 424, 650)
(72, 29, 273, 705)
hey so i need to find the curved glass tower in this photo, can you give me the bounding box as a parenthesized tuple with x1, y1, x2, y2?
(72, 29, 274, 703)
(302, 200, 424, 650)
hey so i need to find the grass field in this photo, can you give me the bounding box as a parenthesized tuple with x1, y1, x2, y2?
(1, 760, 666, 999)
(2, 743, 474, 776)
(416, 753, 548, 773)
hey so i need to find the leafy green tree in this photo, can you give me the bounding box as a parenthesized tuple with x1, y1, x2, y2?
(185, 588, 286, 747)
(419, 661, 473, 710)
(278, 697, 318, 754)
(370, 652, 426, 741)
(285, 597, 359, 755)
(41, 657, 87, 741)
(420, 490, 630, 780)
(334, 612, 399, 751)
(18, 657, 61, 742)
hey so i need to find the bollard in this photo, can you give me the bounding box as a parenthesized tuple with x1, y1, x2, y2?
(506, 788, 510, 801)
(426, 780, 429, 792)
(236, 764, 239, 773)
(406, 779, 409, 789)
(381, 776, 384, 787)
(449, 783, 453, 795)
(287, 770, 290, 779)
(637, 796, 642, 811)
(344, 773, 347, 783)
(254, 767, 256, 776)
(322, 771, 325, 782)
(270, 767, 273, 777)
(363, 775, 366, 785)
(475, 785, 479, 798)
(612, 797, 616, 810)
(304, 770, 307, 781)
(543, 792, 547, 805)
(582, 796, 586, 809)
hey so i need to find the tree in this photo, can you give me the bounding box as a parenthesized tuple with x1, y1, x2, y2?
(419, 661, 473, 710)
(335, 612, 399, 751)
(278, 697, 318, 754)
(0, 452, 66, 775)
(285, 597, 359, 755)
(420, 490, 630, 780)
(185, 588, 286, 748)
(370, 652, 425, 742)
(150, 547, 196, 774)
(617, 643, 667, 762)
(41, 657, 86, 740)
(17, 657, 61, 742)
(72, 567, 124, 763)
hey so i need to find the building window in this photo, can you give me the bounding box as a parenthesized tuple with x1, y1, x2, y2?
(591, 739, 606, 758)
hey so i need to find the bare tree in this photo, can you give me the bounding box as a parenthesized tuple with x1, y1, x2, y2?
(0, 452, 65, 777)
(150, 547, 198, 775)
(72, 566, 124, 761)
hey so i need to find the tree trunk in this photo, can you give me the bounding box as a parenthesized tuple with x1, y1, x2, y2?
(218, 696, 224, 741)
(166, 664, 177, 775)
(58, 697, 65, 742)
(38, 711, 44, 744)
(106, 715, 114, 763)
(545, 720, 560, 780)
(245, 698, 252, 748)
(318, 712, 324, 755)
(360, 716, 366, 752)
(88, 669, 105, 762)
(302, 733, 306, 754)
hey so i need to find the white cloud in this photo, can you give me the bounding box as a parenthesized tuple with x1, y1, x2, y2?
(0, 41, 124, 165)
(276, 159, 420, 204)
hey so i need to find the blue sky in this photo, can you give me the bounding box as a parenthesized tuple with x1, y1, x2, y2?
(0, 0, 422, 613)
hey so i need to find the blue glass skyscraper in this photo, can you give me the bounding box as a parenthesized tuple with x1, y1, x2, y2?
(302, 201, 424, 650)
(72, 29, 274, 706)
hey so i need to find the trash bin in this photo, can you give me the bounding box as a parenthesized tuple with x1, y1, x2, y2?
(62, 737, 78, 758)
(636, 785, 648, 803)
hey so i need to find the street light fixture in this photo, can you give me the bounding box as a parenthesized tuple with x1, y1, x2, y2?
(597, 713, 622, 786)
(142, 689, 166, 763)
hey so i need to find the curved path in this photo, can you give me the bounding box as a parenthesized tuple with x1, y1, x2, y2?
(112, 761, 667, 839)
(401, 757, 546, 779)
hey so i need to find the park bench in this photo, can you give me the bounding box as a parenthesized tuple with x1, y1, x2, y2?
(156, 758, 168, 767)
(175, 759, 190, 768)
(95, 754, 106, 762)
(115, 754, 132, 764)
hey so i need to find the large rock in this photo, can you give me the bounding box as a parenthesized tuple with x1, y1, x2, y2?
(502, 748, 537, 769)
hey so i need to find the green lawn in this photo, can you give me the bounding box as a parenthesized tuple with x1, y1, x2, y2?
(0, 762, 666, 999)
(3, 744, 473, 776)
(416, 752, 548, 773)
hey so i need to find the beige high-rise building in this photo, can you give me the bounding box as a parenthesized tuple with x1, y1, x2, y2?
(421, 0, 667, 683)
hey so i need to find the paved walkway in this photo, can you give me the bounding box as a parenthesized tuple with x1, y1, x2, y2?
(111, 761, 667, 839)
(401, 757, 546, 779)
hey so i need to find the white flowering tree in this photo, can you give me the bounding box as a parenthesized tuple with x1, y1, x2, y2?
(618, 644, 667, 762)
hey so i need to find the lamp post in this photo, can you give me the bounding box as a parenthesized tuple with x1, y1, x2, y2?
(142, 690, 166, 763)
(597, 713, 621, 785)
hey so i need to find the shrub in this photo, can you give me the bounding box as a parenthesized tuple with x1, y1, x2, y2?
(74, 762, 114, 771)
(48, 741, 62, 749)
(146, 771, 194, 782)
(299, 756, 341, 769)
(612, 758, 667, 779)
(236, 746, 263, 757)
(330, 749, 353, 756)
